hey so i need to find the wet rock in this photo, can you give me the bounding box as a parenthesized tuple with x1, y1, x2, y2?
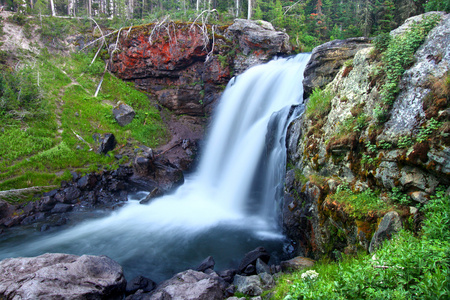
(196, 256, 215, 272)
(280, 256, 315, 272)
(303, 37, 371, 98)
(0, 253, 126, 299)
(20, 212, 46, 225)
(51, 203, 73, 214)
(126, 275, 156, 295)
(77, 173, 98, 190)
(369, 211, 402, 253)
(150, 269, 223, 300)
(113, 102, 136, 126)
(37, 196, 57, 211)
(233, 274, 263, 296)
(61, 187, 81, 204)
(238, 247, 270, 275)
(139, 187, 163, 204)
(97, 133, 117, 154)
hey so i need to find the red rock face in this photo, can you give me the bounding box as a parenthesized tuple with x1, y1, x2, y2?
(109, 23, 230, 116)
(109, 20, 291, 116)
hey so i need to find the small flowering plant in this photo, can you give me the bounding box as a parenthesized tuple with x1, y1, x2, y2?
(301, 270, 319, 281)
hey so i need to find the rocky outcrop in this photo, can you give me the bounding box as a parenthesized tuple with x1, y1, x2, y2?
(109, 19, 291, 117)
(302, 37, 371, 98)
(284, 12, 449, 259)
(0, 253, 126, 299)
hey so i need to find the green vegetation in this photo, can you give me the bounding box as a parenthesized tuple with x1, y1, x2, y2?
(271, 187, 450, 299)
(0, 51, 167, 195)
(325, 184, 391, 219)
(305, 87, 334, 118)
(378, 15, 441, 105)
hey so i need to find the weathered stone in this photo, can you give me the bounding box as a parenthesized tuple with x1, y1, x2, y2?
(0, 253, 126, 299)
(410, 191, 429, 204)
(369, 211, 402, 253)
(113, 102, 136, 126)
(150, 269, 223, 300)
(280, 256, 315, 272)
(259, 272, 274, 289)
(233, 274, 263, 296)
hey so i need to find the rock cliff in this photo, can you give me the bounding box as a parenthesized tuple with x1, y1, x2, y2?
(109, 19, 291, 117)
(284, 12, 450, 259)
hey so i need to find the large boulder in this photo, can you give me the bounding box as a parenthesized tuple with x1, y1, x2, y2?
(0, 253, 126, 299)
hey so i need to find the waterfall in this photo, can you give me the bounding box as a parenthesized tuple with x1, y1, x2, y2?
(0, 53, 311, 282)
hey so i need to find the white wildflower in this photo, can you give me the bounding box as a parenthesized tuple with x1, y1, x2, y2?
(301, 270, 319, 280)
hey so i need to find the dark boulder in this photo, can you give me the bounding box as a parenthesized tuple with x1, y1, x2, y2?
(238, 246, 270, 275)
(97, 133, 117, 154)
(126, 275, 156, 295)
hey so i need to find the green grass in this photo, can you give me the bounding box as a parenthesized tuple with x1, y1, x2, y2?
(325, 186, 392, 219)
(0, 51, 168, 196)
(305, 87, 334, 119)
(271, 187, 450, 299)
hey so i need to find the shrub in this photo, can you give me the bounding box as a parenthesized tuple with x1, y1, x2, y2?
(273, 186, 450, 300)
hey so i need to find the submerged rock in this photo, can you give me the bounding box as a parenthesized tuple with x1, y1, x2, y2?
(0, 253, 126, 299)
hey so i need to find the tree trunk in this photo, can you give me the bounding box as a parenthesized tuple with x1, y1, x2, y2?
(50, 0, 56, 16)
(247, 0, 251, 19)
(68, 0, 74, 16)
(87, 0, 92, 17)
(236, 0, 239, 17)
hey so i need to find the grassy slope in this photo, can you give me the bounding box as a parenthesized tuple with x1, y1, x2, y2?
(0, 31, 168, 201)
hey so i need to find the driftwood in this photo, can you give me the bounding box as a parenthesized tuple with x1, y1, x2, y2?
(0, 186, 58, 200)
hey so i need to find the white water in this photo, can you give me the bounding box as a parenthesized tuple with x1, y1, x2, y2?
(0, 53, 311, 281)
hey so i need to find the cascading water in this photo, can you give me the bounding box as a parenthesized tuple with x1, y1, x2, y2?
(0, 53, 311, 282)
